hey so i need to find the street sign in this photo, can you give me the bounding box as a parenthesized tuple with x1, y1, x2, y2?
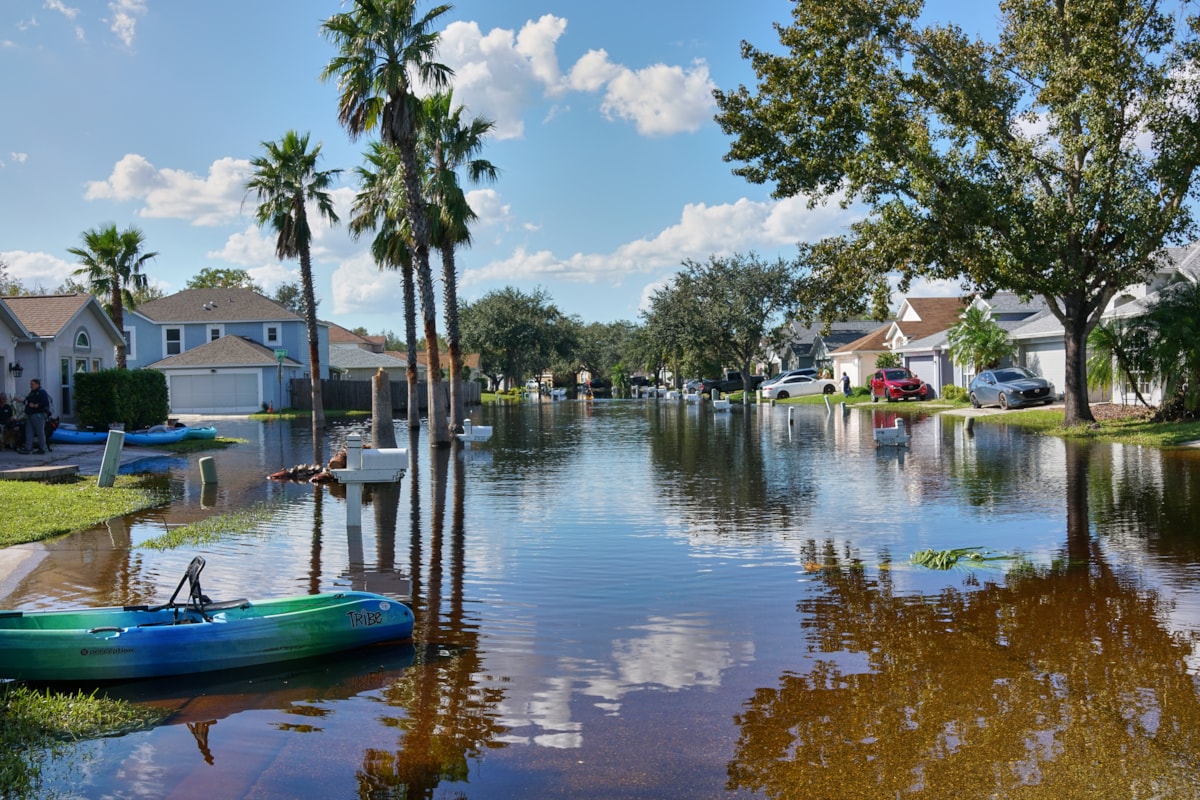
(274, 348, 287, 363)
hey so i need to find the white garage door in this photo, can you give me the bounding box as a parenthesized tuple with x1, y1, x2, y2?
(169, 372, 261, 414)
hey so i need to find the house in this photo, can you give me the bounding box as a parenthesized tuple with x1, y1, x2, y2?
(327, 321, 387, 353)
(1092, 241, 1200, 404)
(898, 293, 1049, 391)
(770, 320, 881, 376)
(328, 346, 412, 382)
(831, 297, 966, 388)
(127, 287, 329, 414)
(2, 293, 126, 418)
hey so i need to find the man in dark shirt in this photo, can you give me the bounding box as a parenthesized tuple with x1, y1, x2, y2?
(21, 378, 52, 454)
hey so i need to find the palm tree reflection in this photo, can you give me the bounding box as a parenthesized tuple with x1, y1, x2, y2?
(356, 440, 506, 796)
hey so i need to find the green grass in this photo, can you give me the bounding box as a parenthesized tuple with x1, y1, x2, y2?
(157, 436, 242, 454)
(139, 501, 284, 550)
(1, 684, 165, 799)
(0, 476, 168, 548)
(249, 409, 369, 420)
(983, 408, 1200, 447)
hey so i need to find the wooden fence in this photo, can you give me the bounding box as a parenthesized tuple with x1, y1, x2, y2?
(288, 378, 480, 412)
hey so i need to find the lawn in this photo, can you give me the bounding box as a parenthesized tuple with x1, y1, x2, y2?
(0, 475, 169, 548)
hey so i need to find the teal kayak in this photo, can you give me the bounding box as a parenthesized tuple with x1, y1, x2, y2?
(0, 558, 414, 682)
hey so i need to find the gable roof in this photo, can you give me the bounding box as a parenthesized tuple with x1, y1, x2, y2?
(328, 346, 407, 371)
(783, 320, 882, 357)
(134, 287, 304, 323)
(146, 335, 301, 369)
(831, 324, 892, 354)
(1162, 241, 1200, 281)
(892, 297, 969, 339)
(326, 320, 384, 350)
(2, 292, 124, 341)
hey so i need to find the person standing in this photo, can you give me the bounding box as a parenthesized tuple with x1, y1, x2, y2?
(20, 378, 52, 454)
(842, 372, 852, 397)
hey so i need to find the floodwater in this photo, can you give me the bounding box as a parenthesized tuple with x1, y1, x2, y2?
(6, 399, 1200, 799)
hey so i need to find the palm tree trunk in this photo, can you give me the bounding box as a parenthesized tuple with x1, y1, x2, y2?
(394, 120, 449, 447)
(441, 246, 465, 432)
(112, 285, 127, 370)
(300, 248, 325, 464)
(403, 259, 421, 432)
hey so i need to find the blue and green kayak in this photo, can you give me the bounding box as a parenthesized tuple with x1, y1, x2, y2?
(0, 557, 414, 682)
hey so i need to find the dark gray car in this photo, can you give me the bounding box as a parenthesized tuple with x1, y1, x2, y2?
(968, 366, 1056, 409)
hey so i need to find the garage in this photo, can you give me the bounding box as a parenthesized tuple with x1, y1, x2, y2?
(167, 370, 261, 414)
(905, 355, 937, 391)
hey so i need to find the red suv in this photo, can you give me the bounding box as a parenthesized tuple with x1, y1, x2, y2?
(870, 367, 929, 402)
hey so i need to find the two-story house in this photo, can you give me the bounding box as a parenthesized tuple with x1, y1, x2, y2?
(126, 287, 328, 414)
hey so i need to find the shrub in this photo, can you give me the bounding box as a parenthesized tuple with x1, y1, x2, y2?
(941, 384, 968, 402)
(74, 369, 170, 430)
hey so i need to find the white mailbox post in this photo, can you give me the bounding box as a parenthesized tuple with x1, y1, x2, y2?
(455, 419, 493, 443)
(330, 433, 407, 527)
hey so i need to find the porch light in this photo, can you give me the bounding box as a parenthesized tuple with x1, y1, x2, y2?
(7, 362, 22, 378)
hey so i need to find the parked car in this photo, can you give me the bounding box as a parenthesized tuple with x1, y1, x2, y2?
(869, 367, 929, 402)
(700, 371, 766, 395)
(761, 368, 818, 389)
(968, 366, 1056, 409)
(760, 374, 837, 400)
(629, 376, 652, 388)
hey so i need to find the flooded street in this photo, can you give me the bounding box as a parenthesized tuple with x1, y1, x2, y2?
(6, 400, 1200, 798)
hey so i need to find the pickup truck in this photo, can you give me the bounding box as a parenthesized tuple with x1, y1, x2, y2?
(699, 371, 766, 395)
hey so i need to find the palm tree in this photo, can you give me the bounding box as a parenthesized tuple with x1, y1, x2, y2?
(244, 130, 341, 464)
(1087, 319, 1152, 407)
(68, 224, 157, 369)
(322, 0, 455, 447)
(1140, 280, 1200, 419)
(350, 142, 422, 432)
(946, 305, 1015, 379)
(419, 90, 498, 432)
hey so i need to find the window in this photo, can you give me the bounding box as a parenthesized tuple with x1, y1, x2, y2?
(208, 325, 224, 342)
(264, 324, 281, 346)
(123, 327, 137, 361)
(74, 330, 91, 350)
(165, 327, 182, 356)
(92, 358, 102, 372)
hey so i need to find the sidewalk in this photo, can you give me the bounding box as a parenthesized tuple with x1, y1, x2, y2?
(0, 438, 168, 481)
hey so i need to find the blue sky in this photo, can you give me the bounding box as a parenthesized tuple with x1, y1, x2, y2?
(1, 1, 994, 334)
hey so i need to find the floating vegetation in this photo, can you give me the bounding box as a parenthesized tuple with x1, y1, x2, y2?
(140, 502, 284, 550)
(909, 547, 1014, 571)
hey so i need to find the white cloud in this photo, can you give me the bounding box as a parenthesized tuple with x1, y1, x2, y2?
(439, 18, 568, 140)
(9, 152, 29, 164)
(208, 225, 277, 267)
(43, 1, 78, 21)
(463, 193, 861, 288)
(85, 154, 250, 226)
(1, 249, 75, 291)
(107, 0, 145, 49)
(465, 188, 513, 232)
(438, 14, 715, 139)
(570, 53, 716, 137)
(330, 257, 406, 316)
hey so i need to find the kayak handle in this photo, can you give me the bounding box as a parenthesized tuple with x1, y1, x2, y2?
(88, 626, 123, 634)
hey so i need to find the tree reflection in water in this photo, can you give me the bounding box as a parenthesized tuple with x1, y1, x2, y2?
(356, 441, 508, 797)
(728, 441, 1200, 798)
